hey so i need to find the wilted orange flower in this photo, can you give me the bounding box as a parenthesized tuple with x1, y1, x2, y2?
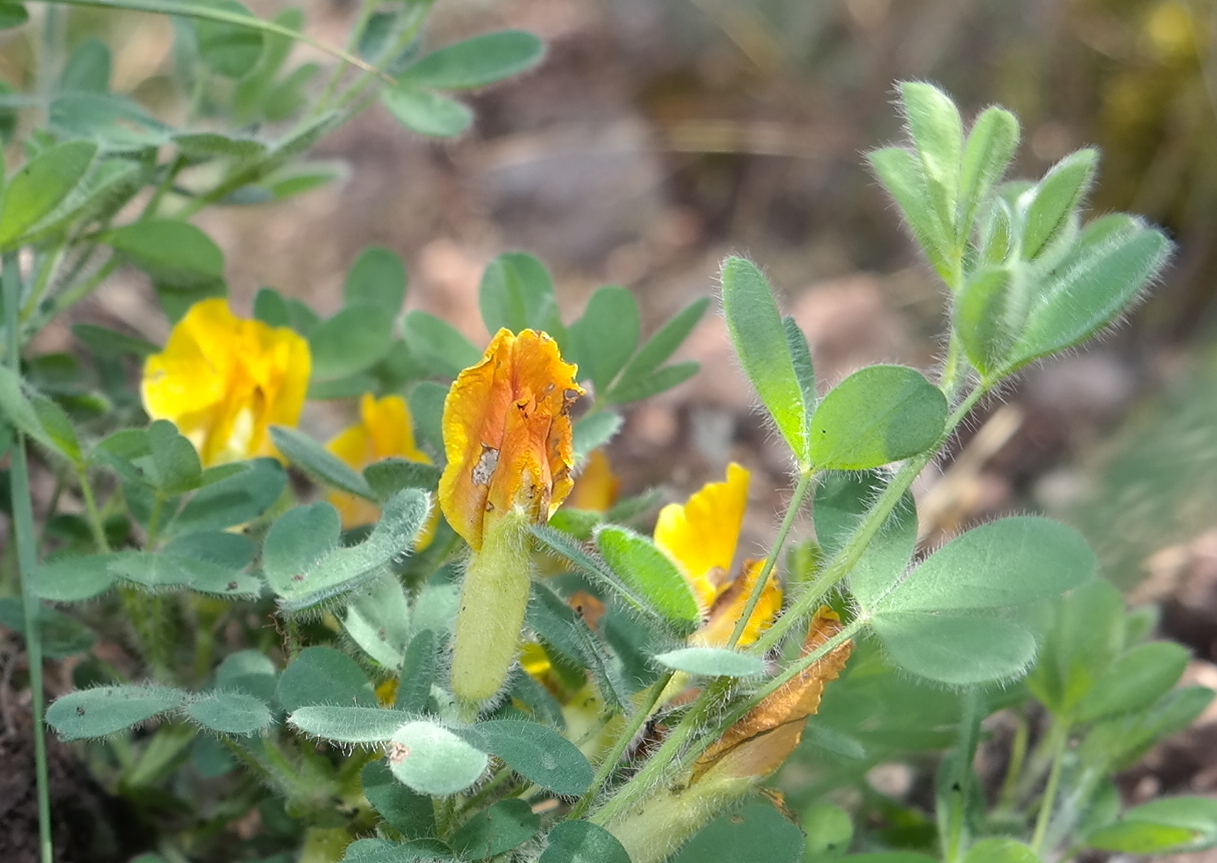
(438, 328, 583, 550)
(326, 393, 438, 547)
(654, 463, 782, 647)
(693, 606, 853, 781)
(141, 298, 310, 466)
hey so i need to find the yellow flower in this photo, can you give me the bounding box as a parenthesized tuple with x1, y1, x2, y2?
(438, 328, 584, 550)
(441, 328, 584, 712)
(325, 393, 438, 547)
(653, 463, 782, 647)
(568, 449, 620, 513)
(141, 298, 310, 467)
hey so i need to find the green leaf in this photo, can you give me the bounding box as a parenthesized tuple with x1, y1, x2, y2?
(408, 381, 448, 457)
(955, 266, 1021, 377)
(603, 361, 698, 405)
(309, 304, 395, 380)
(47, 685, 186, 741)
(111, 551, 262, 597)
(382, 85, 472, 138)
(163, 529, 255, 571)
(387, 720, 488, 795)
(167, 458, 285, 536)
(0, 140, 97, 249)
(73, 323, 158, 359)
(395, 630, 438, 714)
(595, 525, 700, 636)
(1026, 579, 1126, 716)
(148, 419, 202, 493)
(364, 458, 441, 500)
(900, 81, 963, 247)
(813, 470, 916, 609)
(530, 526, 649, 618)
(49, 92, 172, 150)
(269, 426, 375, 499)
(840, 856, 937, 863)
(0, 3, 27, 30)
(289, 706, 408, 744)
(478, 252, 565, 342)
(961, 839, 1040, 863)
(802, 803, 853, 862)
(568, 285, 639, 390)
(174, 131, 267, 161)
(958, 106, 1019, 244)
(669, 803, 804, 863)
(1086, 796, 1217, 854)
(1082, 686, 1214, 771)
(573, 411, 622, 460)
(263, 491, 430, 613)
(540, 821, 631, 863)
(186, 691, 273, 735)
(1022, 149, 1098, 260)
(877, 517, 1095, 614)
(214, 649, 276, 702)
(653, 647, 766, 677)
(400, 30, 544, 89)
(616, 296, 709, 384)
(346, 246, 407, 313)
(59, 38, 111, 93)
(450, 799, 540, 859)
(809, 365, 947, 470)
(404, 310, 481, 378)
(193, 0, 265, 78)
(343, 575, 412, 669)
(100, 219, 225, 289)
(1007, 216, 1170, 371)
(784, 316, 816, 418)
(0, 598, 94, 659)
(720, 257, 808, 461)
(361, 760, 435, 839)
(341, 838, 456, 863)
(460, 719, 594, 795)
(1074, 641, 1191, 724)
(0, 367, 68, 458)
(868, 517, 1095, 684)
(30, 391, 81, 461)
(276, 646, 378, 713)
(867, 146, 951, 284)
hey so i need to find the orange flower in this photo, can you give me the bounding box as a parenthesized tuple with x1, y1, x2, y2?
(442, 328, 584, 713)
(438, 328, 583, 550)
(326, 393, 438, 547)
(141, 298, 310, 466)
(653, 464, 782, 647)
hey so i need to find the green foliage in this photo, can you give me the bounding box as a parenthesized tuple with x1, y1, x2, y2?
(0, 22, 1191, 862)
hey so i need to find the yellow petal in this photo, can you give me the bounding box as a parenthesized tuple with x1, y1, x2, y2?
(569, 449, 621, 513)
(438, 329, 583, 550)
(325, 393, 437, 546)
(141, 298, 310, 467)
(692, 558, 782, 648)
(654, 463, 750, 611)
(694, 607, 853, 781)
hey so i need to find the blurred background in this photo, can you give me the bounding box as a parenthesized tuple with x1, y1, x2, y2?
(11, 0, 1217, 852)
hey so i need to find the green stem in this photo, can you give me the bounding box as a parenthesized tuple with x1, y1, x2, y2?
(726, 469, 813, 649)
(569, 671, 674, 821)
(333, 0, 434, 112)
(19, 237, 68, 323)
(455, 766, 518, 817)
(1030, 721, 1070, 856)
(752, 384, 987, 657)
(74, 463, 111, 553)
(996, 710, 1029, 815)
(591, 619, 864, 828)
(313, 0, 379, 115)
(4, 252, 54, 863)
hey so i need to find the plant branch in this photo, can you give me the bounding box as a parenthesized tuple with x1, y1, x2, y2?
(4, 251, 54, 863)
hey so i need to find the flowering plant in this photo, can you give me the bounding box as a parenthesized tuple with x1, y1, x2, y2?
(0, 5, 1210, 863)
